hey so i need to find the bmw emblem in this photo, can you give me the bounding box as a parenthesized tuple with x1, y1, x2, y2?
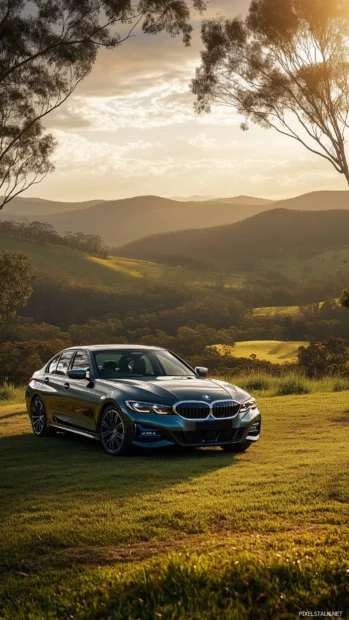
(202, 395, 211, 401)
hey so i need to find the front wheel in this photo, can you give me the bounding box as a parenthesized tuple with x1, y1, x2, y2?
(100, 407, 131, 456)
(221, 441, 251, 453)
(30, 396, 55, 437)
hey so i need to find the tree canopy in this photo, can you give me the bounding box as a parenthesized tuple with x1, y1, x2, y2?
(0, 0, 206, 207)
(0, 250, 34, 326)
(193, 0, 349, 185)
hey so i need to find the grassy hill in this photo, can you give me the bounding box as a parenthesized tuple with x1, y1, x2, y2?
(117, 208, 349, 271)
(217, 340, 308, 363)
(1, 391, 348, 617)
(2, 234, 348, 300)
(217, 340, 309, 363)
(0, 236, 245, 291)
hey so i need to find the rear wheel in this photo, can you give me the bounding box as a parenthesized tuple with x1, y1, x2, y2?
(100, 407, 131, 456)
(221, 441, 251, 453)
(30, 397, 55, 437)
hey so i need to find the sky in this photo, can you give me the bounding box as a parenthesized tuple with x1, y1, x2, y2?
(26, 0, 346, 202)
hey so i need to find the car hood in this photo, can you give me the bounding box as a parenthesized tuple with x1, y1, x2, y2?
(98, 376, 251, 404)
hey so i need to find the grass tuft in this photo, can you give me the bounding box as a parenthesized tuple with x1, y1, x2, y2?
(332, 378, 349, 392)
(274, 375, 310, 396)
(236, 372, 272, 392)
(0, 381, 24, 403)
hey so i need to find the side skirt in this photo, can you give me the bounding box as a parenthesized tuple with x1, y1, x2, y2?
(51, 422, 100, 441)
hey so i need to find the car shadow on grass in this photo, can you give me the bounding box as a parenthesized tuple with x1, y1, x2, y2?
(0, 420, 238, 520)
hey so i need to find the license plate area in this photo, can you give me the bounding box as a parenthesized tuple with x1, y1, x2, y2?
(195, 419, 232, 432)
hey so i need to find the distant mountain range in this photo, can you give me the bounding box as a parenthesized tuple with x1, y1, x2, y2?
(0, 196, 105, 215)
(117, 208, 349, 270)
(0, 190, 348, 247)
(211, 195, 274, 206)
(170, 194, 273, 204)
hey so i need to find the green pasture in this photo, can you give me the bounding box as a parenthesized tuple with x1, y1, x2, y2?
(253, 305, 303, 319)
(0, 389, 348, 618)
(217, 340, 309, 364)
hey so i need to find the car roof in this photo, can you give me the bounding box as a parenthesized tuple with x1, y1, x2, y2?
(65, 345, 165, 352)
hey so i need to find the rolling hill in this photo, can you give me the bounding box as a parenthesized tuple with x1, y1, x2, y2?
(0, 196, 105, 215)
(0, 235, 244, 292)
(117, 208, 349, 270)
(0, 190, 347, 247)
(0, 195, 270, 246)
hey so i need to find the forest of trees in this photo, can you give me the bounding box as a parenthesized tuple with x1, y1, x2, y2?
(0, 262, 348, 383)
(0, 220, 108, 258)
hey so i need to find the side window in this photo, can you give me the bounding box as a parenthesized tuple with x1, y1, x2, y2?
(55, 351, 74, 376)
(71, 351, 90, 372)
(47, 355, 60, 375)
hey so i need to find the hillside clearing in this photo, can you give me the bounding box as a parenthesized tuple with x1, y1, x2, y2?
(0, 392, 348, 618)
(217, 340, 309, 363)
(253, 305, 303, 319)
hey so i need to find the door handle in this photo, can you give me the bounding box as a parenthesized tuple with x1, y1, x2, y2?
(63, 382, 70, 390)
(44, 377, 49, 384)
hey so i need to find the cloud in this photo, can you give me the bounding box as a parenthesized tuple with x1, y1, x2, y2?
(188, 133, 217, 149)
(52, 131, 162, 174)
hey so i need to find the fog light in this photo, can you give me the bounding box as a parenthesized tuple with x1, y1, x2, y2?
(248, 421, 261, 436)
(135, 424, 163, 442)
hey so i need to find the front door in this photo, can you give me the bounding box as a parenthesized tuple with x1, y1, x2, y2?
(48, 349, 75, 424)
(61, 350, 99, 431)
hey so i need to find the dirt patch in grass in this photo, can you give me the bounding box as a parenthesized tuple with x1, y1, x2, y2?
(55, 525, 331, 568)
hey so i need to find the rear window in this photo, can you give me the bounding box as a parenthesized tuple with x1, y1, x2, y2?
(55, 351, 74, 376)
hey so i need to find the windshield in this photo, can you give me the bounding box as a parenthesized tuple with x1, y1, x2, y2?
(93, 350, 195, 379)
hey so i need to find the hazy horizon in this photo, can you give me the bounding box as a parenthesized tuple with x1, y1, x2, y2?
(4, 187, 349, 206)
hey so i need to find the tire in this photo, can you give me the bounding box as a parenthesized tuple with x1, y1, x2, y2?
(220, 441, 251, 453)
(30, 396, 55, 437)
(99, 406, 131, 456)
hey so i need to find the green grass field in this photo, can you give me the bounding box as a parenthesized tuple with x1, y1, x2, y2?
(1, 391, 349, 618)
(217, 340, 309, 364)
(0, 236, 244, 291)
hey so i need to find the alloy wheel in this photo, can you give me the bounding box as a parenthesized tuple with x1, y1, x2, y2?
(31, 398, 45, 436)
(101, 409, 125, 454)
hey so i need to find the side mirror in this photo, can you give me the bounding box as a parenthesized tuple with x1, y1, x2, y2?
(67, 368, 88, 380)
(195, 366, 208, 377)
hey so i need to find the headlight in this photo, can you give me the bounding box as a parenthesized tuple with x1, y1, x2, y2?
(125, 401, 173, 415)
(239, 398, 257, 413)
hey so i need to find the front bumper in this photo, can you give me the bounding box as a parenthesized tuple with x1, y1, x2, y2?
(120, 404, 261, 449)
